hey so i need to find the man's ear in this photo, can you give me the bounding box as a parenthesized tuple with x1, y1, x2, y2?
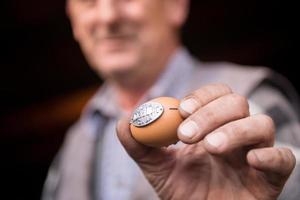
(164, 0, 190, 29)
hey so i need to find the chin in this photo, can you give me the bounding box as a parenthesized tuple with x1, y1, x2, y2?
(90, 44, 143, 75)
(94, 54, 140, 77)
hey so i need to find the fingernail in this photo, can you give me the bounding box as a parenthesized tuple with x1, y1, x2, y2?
(180, 98, 198, 114)
(206, 132, 226, 148)
(179, 120, 199, 138)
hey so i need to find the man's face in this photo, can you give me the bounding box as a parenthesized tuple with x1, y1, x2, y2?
(67, 0, 188, 78)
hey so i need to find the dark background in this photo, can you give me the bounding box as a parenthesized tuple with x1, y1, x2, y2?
(0, 0, 297, 199)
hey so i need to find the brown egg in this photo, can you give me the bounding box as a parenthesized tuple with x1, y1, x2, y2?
(130, 97, 183, 148)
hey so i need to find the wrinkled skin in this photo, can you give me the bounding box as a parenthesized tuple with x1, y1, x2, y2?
(117, 84, 296, 200)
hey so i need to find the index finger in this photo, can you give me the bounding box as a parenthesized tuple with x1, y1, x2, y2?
(179, 83, 232, 118)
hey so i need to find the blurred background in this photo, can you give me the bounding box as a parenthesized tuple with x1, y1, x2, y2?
(0, 0, 297, 199)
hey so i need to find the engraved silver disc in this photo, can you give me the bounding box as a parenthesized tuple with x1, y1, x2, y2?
(130, 101, 164, 127)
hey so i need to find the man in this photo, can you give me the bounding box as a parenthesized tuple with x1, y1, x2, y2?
(43, 0, 300, 199)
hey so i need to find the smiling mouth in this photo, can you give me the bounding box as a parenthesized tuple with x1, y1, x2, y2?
(98, 34, 136, 50)
(95, 37, 132, 52)
(102, 37, 129, 46)
(95, 33, 135, 43)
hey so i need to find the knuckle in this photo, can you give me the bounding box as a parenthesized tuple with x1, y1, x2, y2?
(200, 83, 232, 98)
(281, 148, 296, 170)
(275, 148, 286, 165)
(220, 121, 248, 143)
(276, 148, 295, 172)
(257, 114, 275, 141)
(193, 87, 213, 105)
(275, 148, 294, 170)
(188, 92, 204, 107)
(221, 122, 242, 136)
(262, 115, 275, 131)
(193, 108, 216, 125)
(215, 83, 233, 94)
(227, 94, 249, 117)
(285, 148, 295, 159)
(230, 94, 248, 107)
(186, 84, 233, 108)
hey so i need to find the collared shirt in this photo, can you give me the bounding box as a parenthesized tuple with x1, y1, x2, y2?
(42, 47, 300, 200)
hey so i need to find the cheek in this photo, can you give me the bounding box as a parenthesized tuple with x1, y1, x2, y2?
(71, 9, 96, 42)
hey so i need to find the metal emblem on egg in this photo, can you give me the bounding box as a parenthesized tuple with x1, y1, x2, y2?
(130, 102, 164, 127)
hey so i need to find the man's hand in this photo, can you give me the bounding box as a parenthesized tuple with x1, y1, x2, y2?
(117, 84, 296, 200)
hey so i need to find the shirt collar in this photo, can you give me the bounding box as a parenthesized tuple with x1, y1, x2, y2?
(146, 47, 196, 100)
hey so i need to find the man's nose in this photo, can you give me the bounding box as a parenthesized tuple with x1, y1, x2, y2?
(95, 0, 121, 25)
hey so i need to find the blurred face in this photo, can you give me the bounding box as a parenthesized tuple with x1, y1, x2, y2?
(67, 0, 188, 78)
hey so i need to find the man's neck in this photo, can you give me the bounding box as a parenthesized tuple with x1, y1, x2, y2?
(110, 45, 179, 112)
(109, 66, 162, 112)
